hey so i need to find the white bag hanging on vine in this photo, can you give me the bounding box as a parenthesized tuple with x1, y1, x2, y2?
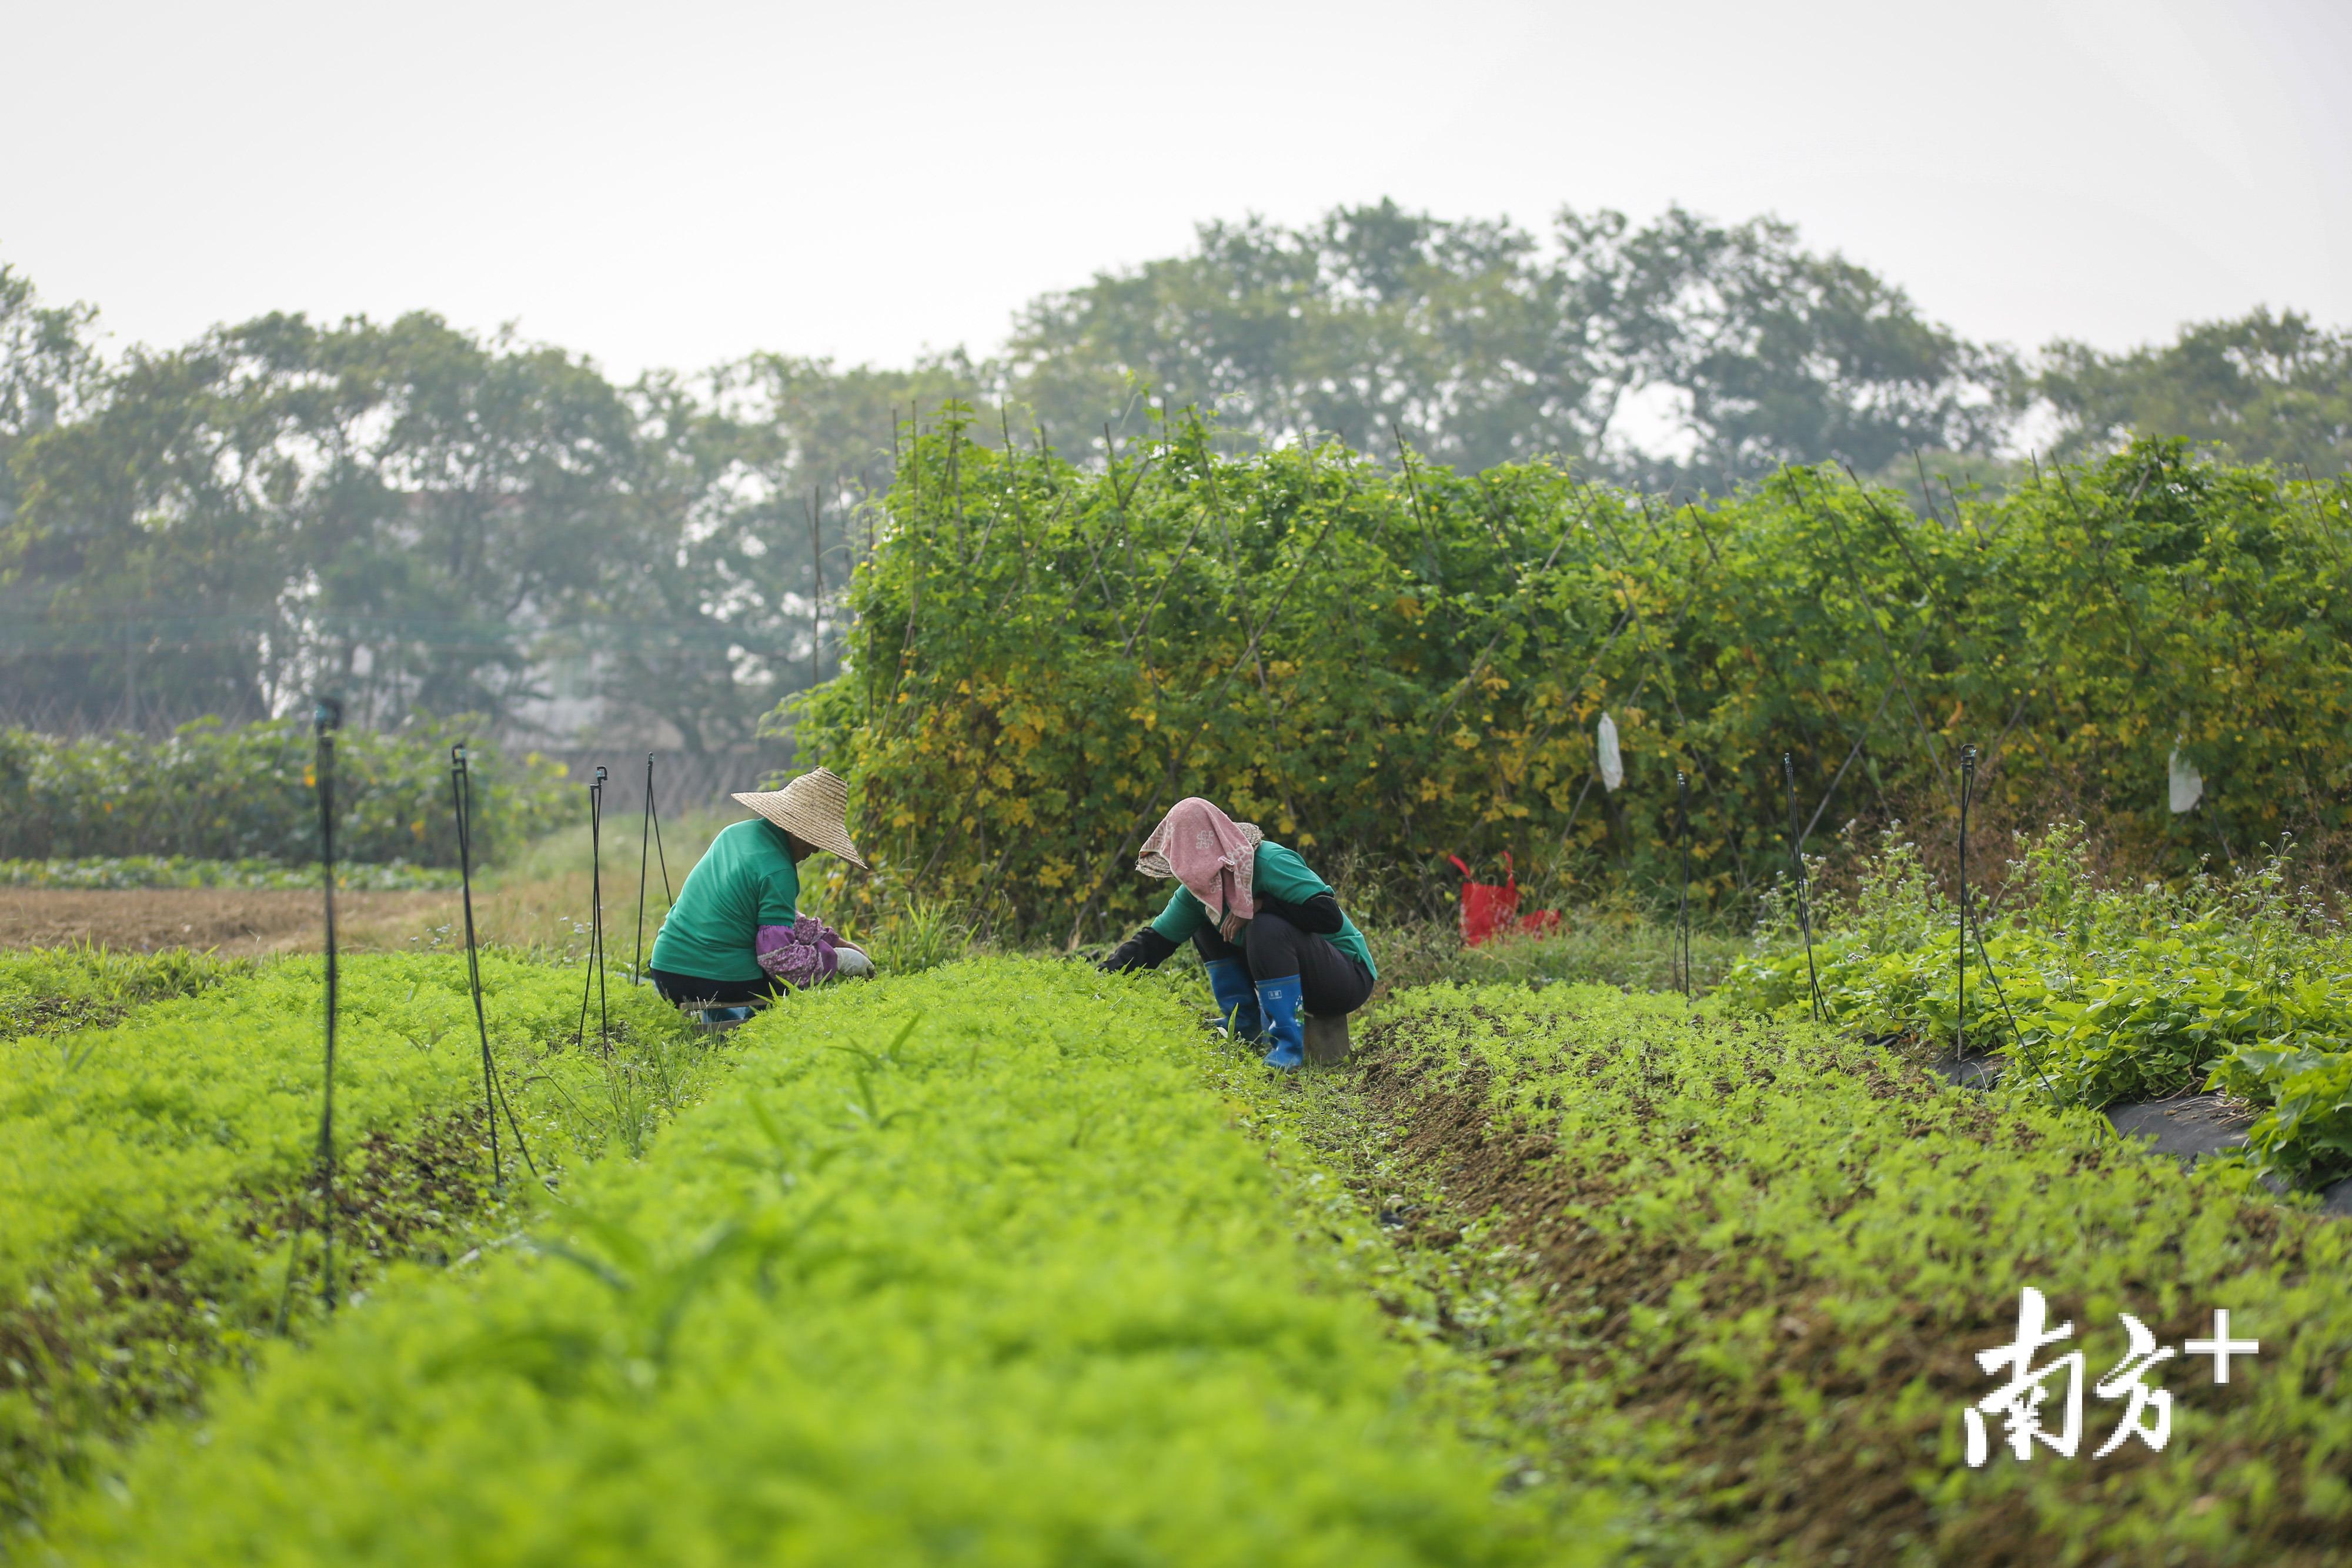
(1596, 712, 1625, 793)
(2167, 741, 2203, 814)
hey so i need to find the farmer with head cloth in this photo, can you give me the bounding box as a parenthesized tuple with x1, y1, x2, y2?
(647, 767, 873, 1006)
(1101, 797, 1376, 1069)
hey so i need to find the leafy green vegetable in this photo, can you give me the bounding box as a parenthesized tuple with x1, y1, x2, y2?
(1723, 826, 2352, 1182)
(30, 960, 1581, 1567)
(0, 945, 247, 1040)
(1, 952, 709, 1532)
(1317, 982, 2352, 1564)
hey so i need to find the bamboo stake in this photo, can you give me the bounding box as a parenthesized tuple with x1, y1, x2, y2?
(947, 416, 965, 563)
(1913, 449, 1944, 528)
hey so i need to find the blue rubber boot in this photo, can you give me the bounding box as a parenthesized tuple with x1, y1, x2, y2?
(1255, 975, 1306, 1070)
(1204, 958, 1264, 1040)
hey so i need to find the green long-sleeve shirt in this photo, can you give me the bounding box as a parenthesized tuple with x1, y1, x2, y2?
(1147, 840, 1376, 980)
(649, 818, 801, 981)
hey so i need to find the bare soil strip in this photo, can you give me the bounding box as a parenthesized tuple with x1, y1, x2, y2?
(0, 888, 457, 954)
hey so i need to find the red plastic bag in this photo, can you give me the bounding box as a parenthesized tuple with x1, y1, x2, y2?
(1447, 852, 1560, 947)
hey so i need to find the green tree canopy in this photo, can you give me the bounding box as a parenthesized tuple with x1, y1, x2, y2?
(1003, 200, 2011, 489)
(2038, 307, 2351, 475)
(0, 306, 877, 743)
(5, 218, 2345, 750)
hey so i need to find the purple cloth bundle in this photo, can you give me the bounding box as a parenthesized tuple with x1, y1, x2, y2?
(756, 914, 846, 988)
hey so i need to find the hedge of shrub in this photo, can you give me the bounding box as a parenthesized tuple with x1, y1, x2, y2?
(0, 719, 569, 867)
(800, 422, 2350, 936)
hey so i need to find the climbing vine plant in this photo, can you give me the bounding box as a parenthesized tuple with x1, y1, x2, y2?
(793, 406, 2351, 940)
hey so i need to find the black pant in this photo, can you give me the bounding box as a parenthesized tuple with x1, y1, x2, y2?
(1192, 911, 1374, 1017)
(648, 967, 785, 1006)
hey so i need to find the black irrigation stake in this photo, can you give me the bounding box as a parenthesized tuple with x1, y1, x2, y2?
(1970, 916, 2069, 1105)
(446, 743, 542, 1186)
(1945, 741, 2116, 1142)
(450, 745, 498, 1179)
(809, 487, 826, 688)
(1783, 752, 1825, 1023)
(1959, 873, 2124, 1151)
(576, 767, 610, 1054)
(1675, 769, 1693, 1001)
(1963, 898, 2121, 1144)
(634, 752, 674, 986)
(1958, 745, 1974, 1060)
(311, 697, 343, 1316)
(633, 754, 652, 985)
(459, 747, 543, 1181)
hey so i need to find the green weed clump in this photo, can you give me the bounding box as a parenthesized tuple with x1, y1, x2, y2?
(32, 959, 1579, 1567)
(1, 953, 708, 1533)
(1723, 825, 2352, 1184)
(0, 945, 249, 1040)
(1346, 983, 2352, 1565)
(1369, 910, 1746, 997)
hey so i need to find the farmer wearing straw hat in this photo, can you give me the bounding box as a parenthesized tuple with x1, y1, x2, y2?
(646, 767, 874, 1006)
(1100, 797, 1376, 1070)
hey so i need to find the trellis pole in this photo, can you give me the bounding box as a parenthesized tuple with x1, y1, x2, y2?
(1783, 752, 1825, 1024)
(311, 697, 343, 1315)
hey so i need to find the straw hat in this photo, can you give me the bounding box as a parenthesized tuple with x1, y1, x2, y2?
(732, 767, 867, 868)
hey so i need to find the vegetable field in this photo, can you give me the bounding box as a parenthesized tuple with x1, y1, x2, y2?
(13, 961, 1581, 1566)
(9, 931, 2349, 1564)
(2, 951, 710, 1533)
(0, 857, 460, 892)
(7, 427, 2347, 1563)
(1728, 826, 2352, 1185)
(1309, 983, 2352, 1564)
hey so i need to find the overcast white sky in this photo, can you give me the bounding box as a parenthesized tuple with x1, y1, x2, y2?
(5, 0, 2346, 381)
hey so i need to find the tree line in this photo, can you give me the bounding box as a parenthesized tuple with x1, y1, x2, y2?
(3, 200, 2344, 741)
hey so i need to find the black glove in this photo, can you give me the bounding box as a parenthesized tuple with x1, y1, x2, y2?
(1101, 925, 1179, 974)
(1258, 891, 1344, 935)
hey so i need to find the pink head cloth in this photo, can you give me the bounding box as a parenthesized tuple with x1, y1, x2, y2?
(1137, 797, 1258, 922)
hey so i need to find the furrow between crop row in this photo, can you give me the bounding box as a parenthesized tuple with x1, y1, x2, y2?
(1272, 984, 2352, 1566)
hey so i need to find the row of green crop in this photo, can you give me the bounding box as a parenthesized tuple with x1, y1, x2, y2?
(800, 420, 2350, 934)
(0, 856, 461, 891)
(0, 718, 569, 866)
(0, 946, 246, 1041)
(1, 952, 711, 1534)
(1723, 824, 2352, 1184)
(1327, 982, 2352, 1564)
(26, 959, 1579, 1567)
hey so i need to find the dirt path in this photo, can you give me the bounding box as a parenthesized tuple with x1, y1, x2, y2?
(0, 888, 465, 954)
